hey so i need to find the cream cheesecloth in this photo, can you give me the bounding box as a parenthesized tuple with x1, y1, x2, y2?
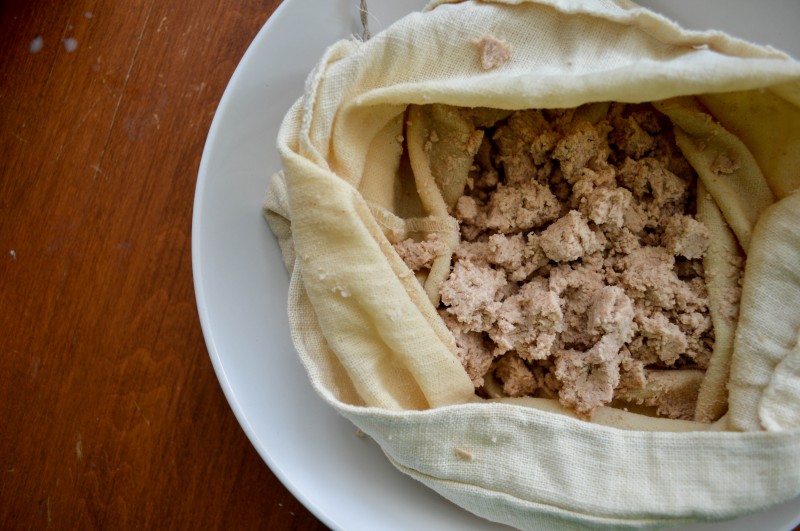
(263, 1, 800, 528)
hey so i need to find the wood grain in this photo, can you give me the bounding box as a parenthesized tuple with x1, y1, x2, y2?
(0, 0, 326, 528)
(3, 1, 798, 530)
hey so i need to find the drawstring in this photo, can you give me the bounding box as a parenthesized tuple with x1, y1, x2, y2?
(360, 0, 371, 40)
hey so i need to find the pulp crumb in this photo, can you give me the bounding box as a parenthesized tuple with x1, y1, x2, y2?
(395, 102, 744, 421)
(394, 235, 448, 271)
(332, 285, 351, 298)
(9, 249, 16, 260)
(711, 152, 740, 175)
(454, 447, 474, 461)
(355, 429, 366, 438)
(29, 36, 44, 53)
(63, 38, 78, 53)
(475, 35, 511, 70)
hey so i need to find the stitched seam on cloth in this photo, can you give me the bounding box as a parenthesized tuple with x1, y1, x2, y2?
(338, 404, 800, 446)
(338, 399, 800, 438)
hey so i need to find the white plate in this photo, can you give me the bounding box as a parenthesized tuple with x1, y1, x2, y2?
(191, 1, 800, 529)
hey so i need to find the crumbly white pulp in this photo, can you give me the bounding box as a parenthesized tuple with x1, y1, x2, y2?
(394, 103, 743, 420)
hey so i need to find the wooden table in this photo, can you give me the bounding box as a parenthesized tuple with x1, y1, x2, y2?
(1, 0, 326, 528)
(4, 0, 800, 529)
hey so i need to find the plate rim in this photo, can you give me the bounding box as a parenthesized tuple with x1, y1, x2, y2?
(190, 1, 800, 529)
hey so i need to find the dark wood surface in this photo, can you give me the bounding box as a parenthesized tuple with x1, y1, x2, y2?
(0, 0, 326, 528)
(2, 1, 799, 530)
